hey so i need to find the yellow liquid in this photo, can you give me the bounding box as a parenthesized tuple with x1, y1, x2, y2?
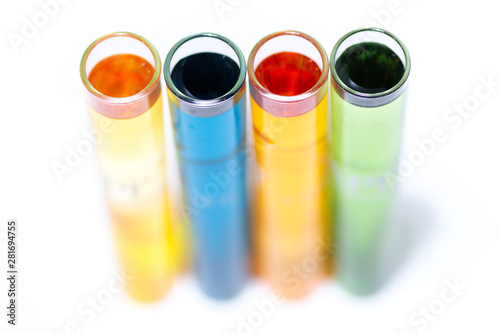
(251, 95, 329, 298)
(88, 95, 179, 302)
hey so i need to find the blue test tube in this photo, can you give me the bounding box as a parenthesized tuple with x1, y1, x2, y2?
(164, 33, 248, 299)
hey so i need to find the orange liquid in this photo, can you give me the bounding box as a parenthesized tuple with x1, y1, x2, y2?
(89, 54, 155, 98)
(88, 54, 178, 302)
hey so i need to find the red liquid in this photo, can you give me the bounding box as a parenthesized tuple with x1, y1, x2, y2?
(89, 54, 154, 98)
(255, 52, 321, 96)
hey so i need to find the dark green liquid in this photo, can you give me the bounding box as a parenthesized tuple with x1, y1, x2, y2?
(171, 52, 240, 100)
(335, 42, 404, 94)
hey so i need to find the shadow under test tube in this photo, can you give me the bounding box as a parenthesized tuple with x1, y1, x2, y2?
(164, 33, 248, 299)
(330, 28, 411, 294)
(248, 31, 330, 299)
(80, 32, 176, 302)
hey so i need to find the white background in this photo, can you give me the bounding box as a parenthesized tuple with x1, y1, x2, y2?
(1, 0, 500, 332)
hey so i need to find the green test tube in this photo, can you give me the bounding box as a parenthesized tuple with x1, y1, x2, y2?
(329, 28, 411, 294)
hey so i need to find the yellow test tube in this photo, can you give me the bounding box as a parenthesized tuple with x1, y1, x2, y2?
(80, 32, 177, 301)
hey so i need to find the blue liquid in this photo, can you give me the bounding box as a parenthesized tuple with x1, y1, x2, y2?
(170, 52, 247, 299)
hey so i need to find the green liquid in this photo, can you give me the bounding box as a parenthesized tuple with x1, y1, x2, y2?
(331, 42, 408, 295)
(335, 42, 404, 94)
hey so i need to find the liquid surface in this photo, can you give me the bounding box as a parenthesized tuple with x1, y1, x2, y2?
(171, 52, 240, 100)
(89, 54, 155, 98)
(335, 42, 404, 94)
(255, 52, 321, 96)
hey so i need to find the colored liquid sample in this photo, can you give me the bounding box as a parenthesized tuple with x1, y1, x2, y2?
(171, 52, 239, 100)
(169, 52, 247, 299)
(331, 43, 407, 294)
(335, 42, 404, 94)
(88, 54, 176, 302)
(89, 54, 155, 97)
(254, 52, 321, 96)
(251, 52, 328, 299)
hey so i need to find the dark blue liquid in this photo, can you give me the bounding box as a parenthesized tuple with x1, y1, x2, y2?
(171, 52, 240, 100)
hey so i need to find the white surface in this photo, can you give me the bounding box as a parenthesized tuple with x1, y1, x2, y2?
(1, 0, 499, 332)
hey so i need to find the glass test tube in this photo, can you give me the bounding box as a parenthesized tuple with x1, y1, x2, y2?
(164, 33, 248, 299)
(80, 32, 175, 301)
(248, 31, 330, 298)
(329, 28, 411, 294)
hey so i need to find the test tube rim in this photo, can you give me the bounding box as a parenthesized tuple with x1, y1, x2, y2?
(163, 32, 247, 117)
(247, 30, 330, 105)
(329, 27, 411, 107)
(79, 31, 162, 106)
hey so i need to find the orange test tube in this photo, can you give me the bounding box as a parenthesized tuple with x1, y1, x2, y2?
(248, 31, 330, 298)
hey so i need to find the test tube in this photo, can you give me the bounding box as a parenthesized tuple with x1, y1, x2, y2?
(329, 28, 411, 294)
(248, 31, 330, 298)
(80, 32, 175, 301)
(164, 33, 248, 299)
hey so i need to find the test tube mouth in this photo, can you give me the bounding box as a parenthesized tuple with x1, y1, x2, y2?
(247, 30, 329, 117)
(80, 32, 162, 118)
(164, 33, 247, 118)
(330, 28, 411, 108)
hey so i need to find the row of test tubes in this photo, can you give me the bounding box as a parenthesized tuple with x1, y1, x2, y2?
(79, 28, 410, 301)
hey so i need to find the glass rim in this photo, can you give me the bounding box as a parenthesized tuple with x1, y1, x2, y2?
(247, 30, 329, 103)
(79, 31, 162, 104)
(330, 27, 411, 104)
(163, 32, 247, 107)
